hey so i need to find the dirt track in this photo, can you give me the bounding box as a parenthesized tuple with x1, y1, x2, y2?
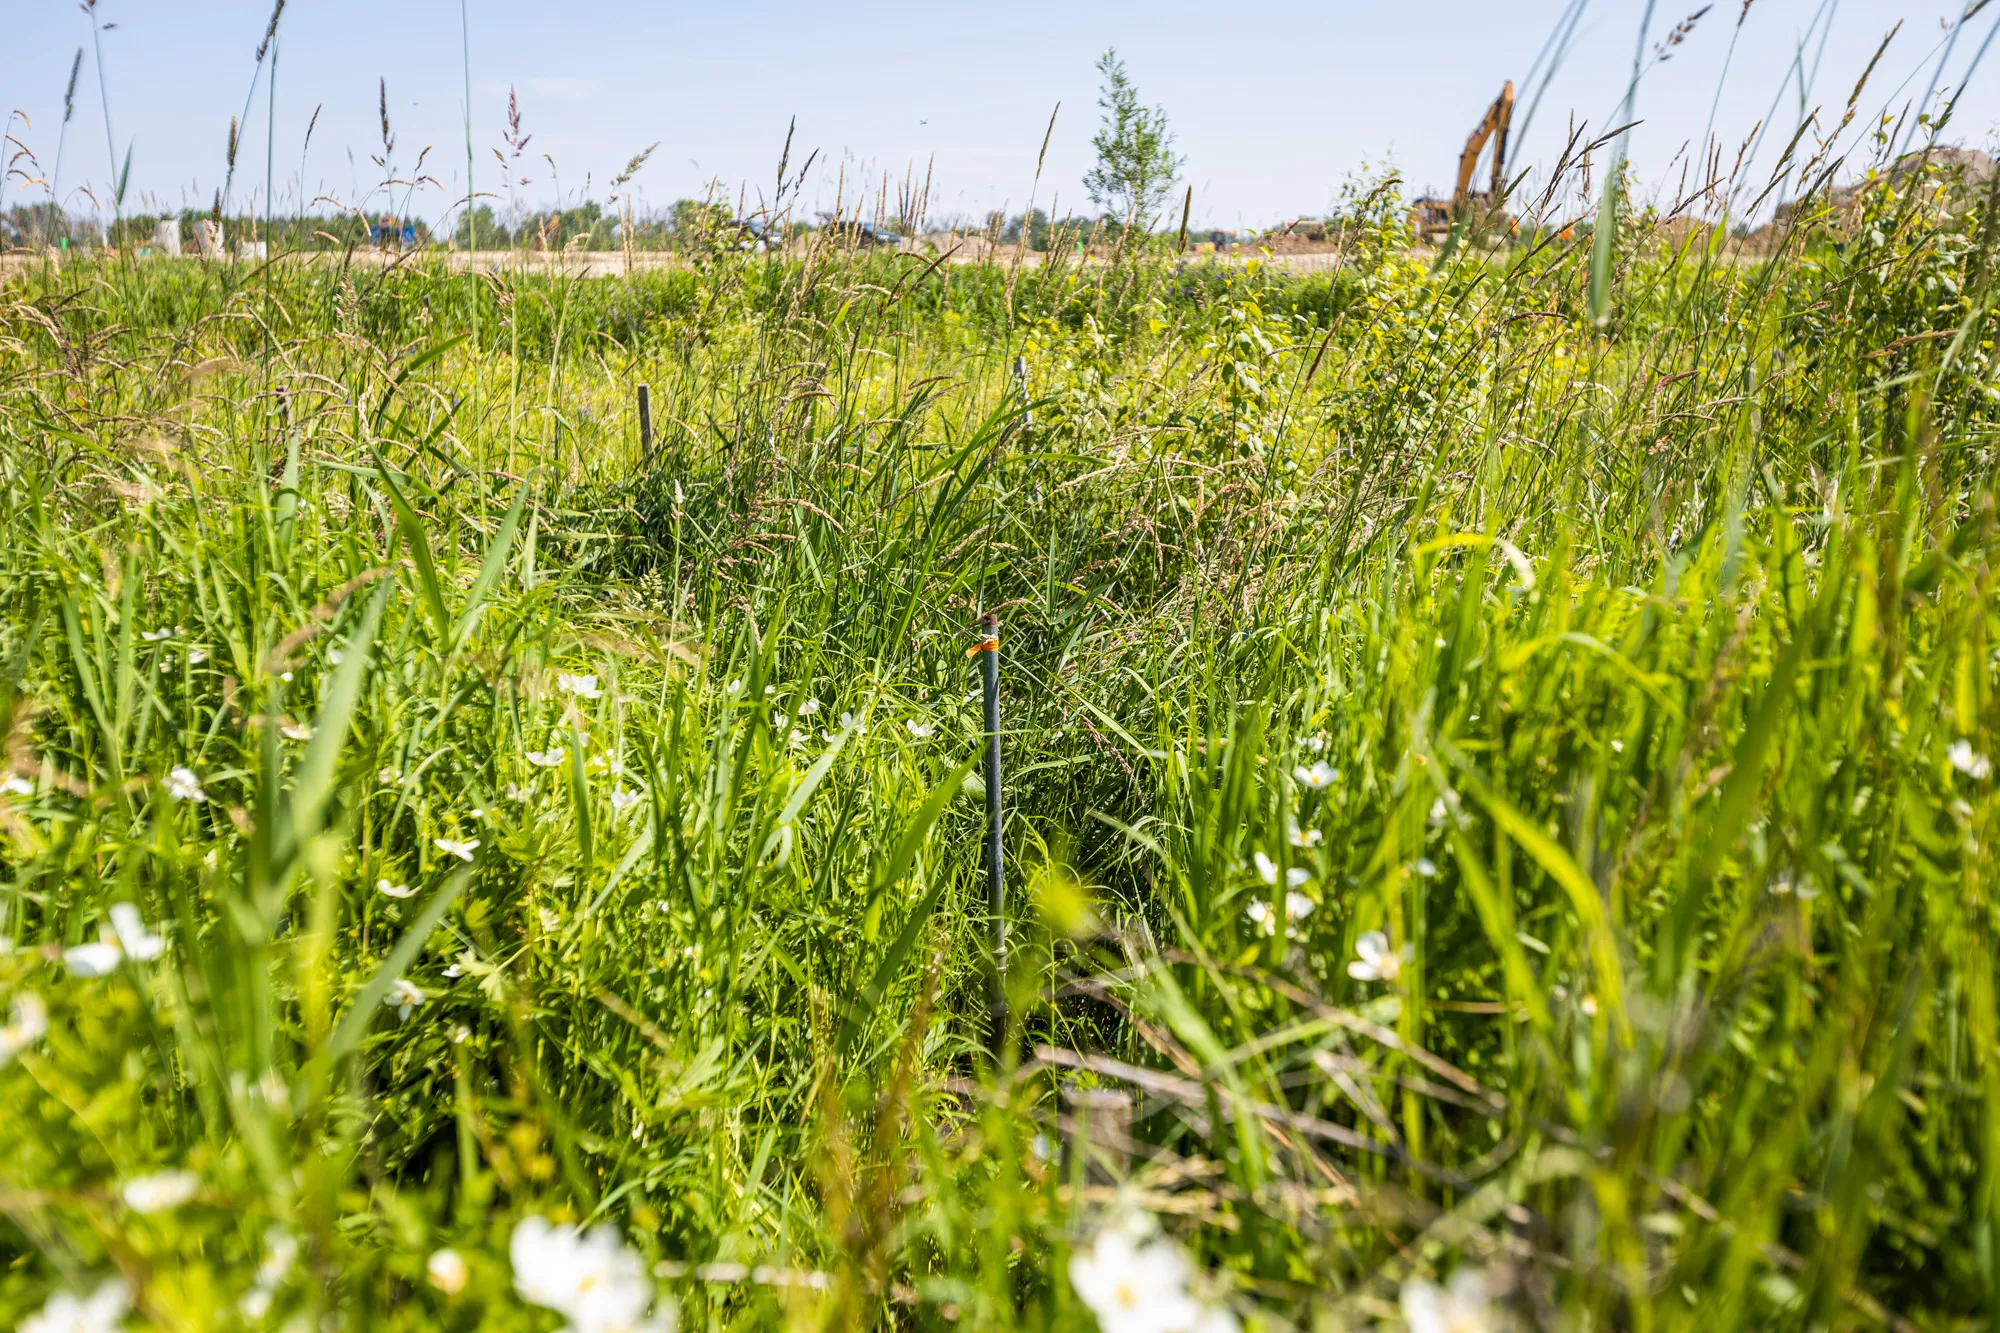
(0, 242, 1364, 284)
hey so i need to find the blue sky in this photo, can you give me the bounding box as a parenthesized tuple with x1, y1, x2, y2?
(4, 1, 1996, 231)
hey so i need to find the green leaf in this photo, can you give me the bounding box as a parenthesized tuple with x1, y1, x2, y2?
(570, 724, 593, 868)
(452, 479, 529, 650)
(291, 578, 392, 848)
(373, 458, 451, 645)
(1455, 766, 1626, 1041)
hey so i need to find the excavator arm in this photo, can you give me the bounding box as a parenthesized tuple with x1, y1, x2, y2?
(1450, 81, 1516, 214)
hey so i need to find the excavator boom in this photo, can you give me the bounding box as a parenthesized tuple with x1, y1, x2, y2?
(1410, 80, 1520, 246)
(1450, 81, 1516, 213)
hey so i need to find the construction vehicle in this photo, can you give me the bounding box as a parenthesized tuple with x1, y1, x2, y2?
(1410, 81, 1516, 246)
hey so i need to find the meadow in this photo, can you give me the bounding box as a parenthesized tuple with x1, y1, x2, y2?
(0, 147, 1997, 1333)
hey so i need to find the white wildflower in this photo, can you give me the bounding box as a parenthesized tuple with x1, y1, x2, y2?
(611, 788, 644, 812)
(798, 698, 821, 716)
(725, 679, 743, 696)
(526, 748, 567, 768)
(122, 1170, 200, 1214)
(1414, 858, 1439, 878)
(3, 774, 32, 797)
(21, 1280, 130, 1333)
(1347, 931, 1408, 984)
(1252, 853, 1308, 888)
(1288, 827, 1323, 848)
(376, 879, 416, 900)
(1246, 892, 1317, 939)
(906, 719, 936, 740)
(1401, 1267, 1503, 1333)
(165, 766, 207, 802)
(435, 837, 480, 862)
(186, 647, 208, 665)
(108, 903, 165, 961)
(1293, 761, 1336, 791)
(141, 628, 174, 642)
(0, 993, 48, 1065)
(64, 941, 125, 977)
(839, 711, 866, 734)
(506, 784, 532, 801)
(787, 728, 807, 750)
(280, 721, 313, 742)
(327, 647, 344, 665)
(428, 1248, 470, 1295)
(240, 1228, 299, 1319)
(1302, 734, 1327, 753)
(1949, 740, 1992, 780)
(557, 672, 603, 700)
(258, 1229, 299, 1288)
(386, 978, 425, 1021)
(1069, 1222, 1233, 1333)
(510, 1215, 675, 1333)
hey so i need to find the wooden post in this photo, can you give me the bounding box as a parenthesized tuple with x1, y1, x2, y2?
(1063, 1085, 1133, 1180)
(979, 611, 1006, 1051)
(636, 383, 653, 464)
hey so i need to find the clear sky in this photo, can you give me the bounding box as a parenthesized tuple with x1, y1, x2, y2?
(4, 1, 1996, 233)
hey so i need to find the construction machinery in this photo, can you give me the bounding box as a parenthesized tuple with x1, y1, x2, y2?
(1410, 81, 1516, 246)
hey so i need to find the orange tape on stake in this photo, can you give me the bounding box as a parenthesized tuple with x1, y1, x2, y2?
(966, 636, 999, 658)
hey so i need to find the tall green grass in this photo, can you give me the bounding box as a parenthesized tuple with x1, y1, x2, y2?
(0, 152, 1996, 1331)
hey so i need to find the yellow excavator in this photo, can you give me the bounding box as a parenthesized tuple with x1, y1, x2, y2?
(1410, 81, 1516, 246)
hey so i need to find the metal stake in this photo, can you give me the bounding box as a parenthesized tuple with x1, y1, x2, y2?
(636, 383, 653, 464)
(979, 610, 1006, 1050)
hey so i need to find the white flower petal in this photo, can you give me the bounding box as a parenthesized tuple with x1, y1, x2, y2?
(427, 1248, 470, 1295)
(107, 903, 165, 961)
(64, 941, 125, 977)
(22, 1280, 130, 1333)
(557, 672, 603, 700)
(1949, 740, 1992, 780)
(122, 1170, 200, 1214)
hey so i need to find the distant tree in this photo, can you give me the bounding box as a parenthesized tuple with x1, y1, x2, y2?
(454, 204, 505, 249)
(1083, 49, 1183, 229)
(669, 199, 732, 236)
(1002, 208, 1052, 250)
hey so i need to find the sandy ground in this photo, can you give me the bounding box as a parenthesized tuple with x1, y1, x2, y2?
(0, 241, 1369, 284)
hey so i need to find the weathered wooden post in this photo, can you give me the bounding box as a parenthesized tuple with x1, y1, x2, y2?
(977, 611, 1005, 1050)
(1063, 1085, 1133, 1180)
